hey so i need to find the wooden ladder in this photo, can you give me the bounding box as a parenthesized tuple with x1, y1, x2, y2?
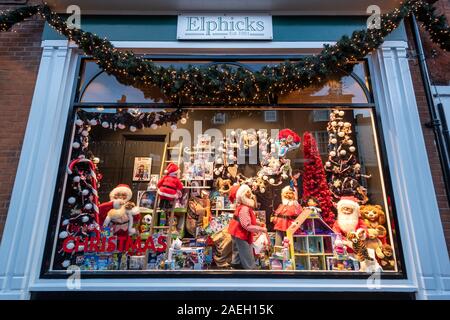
(150, 141, 183, 257)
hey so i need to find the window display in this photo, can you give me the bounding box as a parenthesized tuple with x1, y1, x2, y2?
(45, 105, 403, 275)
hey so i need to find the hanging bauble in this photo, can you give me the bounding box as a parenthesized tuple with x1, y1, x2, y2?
(263, 175, 268, 181)
(338, 131, 345, 137)
(68, 197, 76, 204)
(93, 157, 100, 164)
(59, 231, 68, 239)
(75, 119, 84, 126)
(118, 123, 126, 130)
(72, 142, 80, 149)
(84, 203, 93, 210)
(340, 150, 347, 156)
(338, 111, 345, 116)
(151, 123, 158, 130)
(81, 215, 89, 223)
(180, 117, 187, 124)
(82, 189, 90, 196)
(62, 219, 70, 226)
(338, 121, 344, 127)
(331, 121, 337, 127)
(260, 188, 266, 194)
(348, 139, 353, 145)
(216, 158, 223, 164)
(62, 260, 71, 268)
(101, 121, 109, 128)
(73, 176, 81, 183)
(331, 138, 337, 144)
(329, 151, 336, 157)
(170, 124, 177, 131)
(269, 178, 275, 184)
(89, 119, 98, 126)
(344, 122, 351, 127)
(129, 126, 137, 132)
(81, 130, 89, 137)
(325, 161, 332, 167)
(349, 146, 356, 152)
(66, 241, 75, 251)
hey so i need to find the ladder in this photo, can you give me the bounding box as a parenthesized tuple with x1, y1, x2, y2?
(150, 141, 183, 257)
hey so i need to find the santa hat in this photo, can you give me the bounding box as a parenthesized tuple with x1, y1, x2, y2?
(278, 129, 301, 144)
(337, 196, 360, 213)
(228, 184, 240, 204)
(235, 184, 252, 204)
(164, 162, 179, 175)
(109, 184, 133, 202)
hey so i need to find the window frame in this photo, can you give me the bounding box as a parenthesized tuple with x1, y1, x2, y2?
(40, 55, 408, 280)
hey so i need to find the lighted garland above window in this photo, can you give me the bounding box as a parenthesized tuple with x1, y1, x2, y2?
(1, 0, 449, 108)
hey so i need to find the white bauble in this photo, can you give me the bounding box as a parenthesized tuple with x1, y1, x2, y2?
(82, 216, 89, 223)
(338, 111, 345, 116)
(349, 146, 356, 152)
(81, 130, 89, 137)
(325, 161, 332, 167)
(75, 119, 84, 126)
(338, 131, 345, 137)
(67, 197, 76, 204)
(73, 176, 80, 183)
(66, 242, 75, 250)
(170, 124, 177, 131)
(59, 231, 68, 239)
(180, 117, 187, 124)
(263, 175, 268, 181)
(331, 121, 337, 126)
(269, 178, 275, 184)
(331, 138, 337, 144)
(260, 188, 266, 194)
(72, 142, 80, 149)
(89, 119, 97, 126)
(338, 121, 344, 127)
(82, 189, 89, 196)
(340, 150, 347, 156)
(118, 123, 126, 130)
(151, 123, 158, 130)
(347, 139, 353, 145)
(329, 151, 337, 157)
(62, 219, 70, 226)
(129, 126, 137, 132)
(102, 121, 109, 128)
(62, 260, 71, 268)
(334, 110, 340, 114)
(344, 122, 351, 127)
(84, 203, 93, 210)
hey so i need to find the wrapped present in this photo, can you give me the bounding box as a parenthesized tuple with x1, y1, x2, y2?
(168, 247, 205, 270)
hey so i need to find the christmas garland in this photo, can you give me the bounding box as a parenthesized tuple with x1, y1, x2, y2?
(1, 0, 449, 107)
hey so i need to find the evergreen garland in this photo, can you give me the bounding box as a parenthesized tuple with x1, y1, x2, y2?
(1, 1, 449, 106)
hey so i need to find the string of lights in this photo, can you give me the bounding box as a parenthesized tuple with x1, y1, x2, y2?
(1, 1, 449, 106)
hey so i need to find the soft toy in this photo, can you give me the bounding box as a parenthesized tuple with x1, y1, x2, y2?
(379, 244, 396, 270)
(277, 129, 301, 158)
(271, 186, 302, 245)
(332, 196, 367, 240)
(157, 162, 184, 208)
(366, 228, 384, 259)
(216, 177, 232, 194)
(360, 204, 386, 229)
(347, 229, 382, 273)
(99, 184, 140, 237)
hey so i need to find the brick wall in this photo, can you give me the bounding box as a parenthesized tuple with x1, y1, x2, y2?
(406, 0, 450, 254)
(0, 3, 44, 241)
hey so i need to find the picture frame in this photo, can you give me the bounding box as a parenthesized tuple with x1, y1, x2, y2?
(132, 157, 152, 182)
(147, 174, 159, 190)
(137, 190, 156, 209)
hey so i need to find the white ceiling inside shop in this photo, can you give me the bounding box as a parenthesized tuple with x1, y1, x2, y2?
(46, 0, 402, 15)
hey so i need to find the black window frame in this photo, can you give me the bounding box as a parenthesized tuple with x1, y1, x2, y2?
(40, 55, 408, 280)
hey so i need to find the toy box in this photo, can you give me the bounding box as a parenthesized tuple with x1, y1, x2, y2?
(169, 247, 205, 270)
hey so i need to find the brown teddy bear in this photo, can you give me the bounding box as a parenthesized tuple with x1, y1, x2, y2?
(366, 228, 384, 259)
(360, 204, 386, 229)
(379, 244, 396, 271)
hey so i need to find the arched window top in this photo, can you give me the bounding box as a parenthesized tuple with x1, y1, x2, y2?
(79, 61, 167, 104)
(278, 73, 370, 104)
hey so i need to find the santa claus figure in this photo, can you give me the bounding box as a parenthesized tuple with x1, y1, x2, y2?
(228, 184, 267, 269)
(99, 184, 140, 237)
(271, 186, 302, 245)
(332, 196, 367, 252)
(157, 162, 184, 209)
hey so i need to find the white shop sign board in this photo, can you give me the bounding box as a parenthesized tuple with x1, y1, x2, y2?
(177, 14, 273, 40)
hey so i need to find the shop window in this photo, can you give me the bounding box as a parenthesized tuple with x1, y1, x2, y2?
(42, 58, 403, 277)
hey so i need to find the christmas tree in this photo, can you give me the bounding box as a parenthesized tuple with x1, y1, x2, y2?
(324, 109, 370, 203)
(302, 131, 335, 226)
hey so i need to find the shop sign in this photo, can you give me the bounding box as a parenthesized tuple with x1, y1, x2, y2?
(177, 14, 273, 40)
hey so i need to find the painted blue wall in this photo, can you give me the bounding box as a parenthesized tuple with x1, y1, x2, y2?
(43, 15, 406, 42)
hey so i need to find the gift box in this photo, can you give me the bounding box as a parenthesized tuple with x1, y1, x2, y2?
(169, 247, 205, 270)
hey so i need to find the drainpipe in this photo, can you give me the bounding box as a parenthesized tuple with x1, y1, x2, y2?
(410, 15, 450, 207)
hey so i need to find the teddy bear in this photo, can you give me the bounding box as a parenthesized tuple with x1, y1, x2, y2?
(379, 244, 396, 271)
(366, 228, 384, 259)
(360, 204, 386, 229)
